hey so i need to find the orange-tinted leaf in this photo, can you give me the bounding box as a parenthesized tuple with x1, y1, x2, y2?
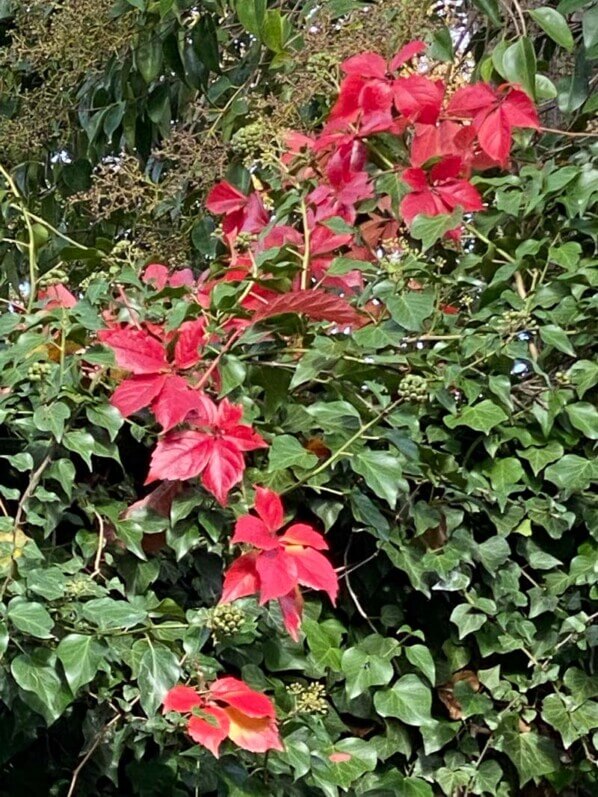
(224, 707, 283, 754)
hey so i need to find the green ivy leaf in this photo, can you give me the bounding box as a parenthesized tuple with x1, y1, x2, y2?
(494, 717, 559, 785)
(311, 737, 377, 791)
(386, 290, 435, 332)
(450, 604, 487, 639)
(33, 402, 70, 442)
(565, 402, 598, 439)
(410, 211, 461, 252)
(57, 634, 107, 693)
(351, 449, 406, 509)
(137, 642, 181, 716)
(569, 360, 598, 397)
(542, 692, 597, 748)
(445, 400, 508, 434)
(86, 405, 124, 442)
(0, 620, 8, 659)
(405, 644, 436, 685)
(487, 457, 525, 491)
(374, 674, 433, 726)
(8, 599, 54, 639)
(81, 598, 148, 630)
(545, 455, 597, 491)
(11, 651, 72, 723)
(539, 325, 576, 355)
(519, 441, 564, 475)
(341, 647, 394, 699)
(304, 618, 343, 671)
(268, 435, 318, 472)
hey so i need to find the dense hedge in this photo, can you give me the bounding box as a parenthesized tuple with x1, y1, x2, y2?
(1, 2, 597, 796)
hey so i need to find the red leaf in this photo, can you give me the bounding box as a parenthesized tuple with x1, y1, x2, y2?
(224, 708, 283, 754)
(209, 677, 276, 718)
(256, 548, 299, 603)
(503, 88, 539, 128)
(280, 522, 328, 550)
(169, 268, 195, 288)
(39, 284, 78, 309)
(400, 191, 444, 226)
(430, 156, 463, 181)
(220, 553, 260, 602)
(436, 180, 483, 213)
(111, 374, 167, 418)
(200, 440, 246, 506)
(310, 225, 353, 256)
(447, 83, 496, 117)
(187, 707, 230, 758)
(252, 289, 362, 327)
(254, 486, 284, 531)
(288, 546, 339, 604)
(389, 40, 427, 72)
(327, 75, 365, 126)
(146, 430, 212, 484)
(163, 685, 202, 713)
(142, 263, 169, 289)
(477, 106, 512, 165)
(232, 515, 278, 550)
(410, 121, 462, 167)
(216, 399, 267, 452)
(173, 319, 207, 370)
(394, 76, 444, 124)
(341, 52, 387, 78)
(358, 81, 395, 133)
(206, 181, 247, 214)
(152, 376, 207, 432)
(278, 589, 303, 642)
(98, 327, 168, 374)
(402, 167, 429, 192)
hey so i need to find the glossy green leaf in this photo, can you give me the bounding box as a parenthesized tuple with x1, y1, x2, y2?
(137, 642, 181, 716)
(268, 435, 318, 471)
(445, 400, 508, 434)
(386, 291, 435, 332)
(33, 402, 70, 441)
(351, 449, 405, 509)
(405, 644, 436, 685)
(545, 455, 597, 491)
(11, 651, 72, 723)
(530, 8, 574, 51)
(502, 37, 537, 99)
(374, 674, 433, 726)
(8, 599, 54, 639)
(57, 634, 107, 693)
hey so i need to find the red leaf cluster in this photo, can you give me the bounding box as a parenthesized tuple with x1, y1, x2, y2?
(163, 677, 282, 757)
(98, 321, 208, 431)
(221, 488, 338, 639)
(146, 397, 267, 506)
(92, 42, 538, 672)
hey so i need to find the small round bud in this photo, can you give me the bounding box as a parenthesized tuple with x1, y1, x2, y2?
(399, 375, 427, 402)
(208, 603, 246, 638)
